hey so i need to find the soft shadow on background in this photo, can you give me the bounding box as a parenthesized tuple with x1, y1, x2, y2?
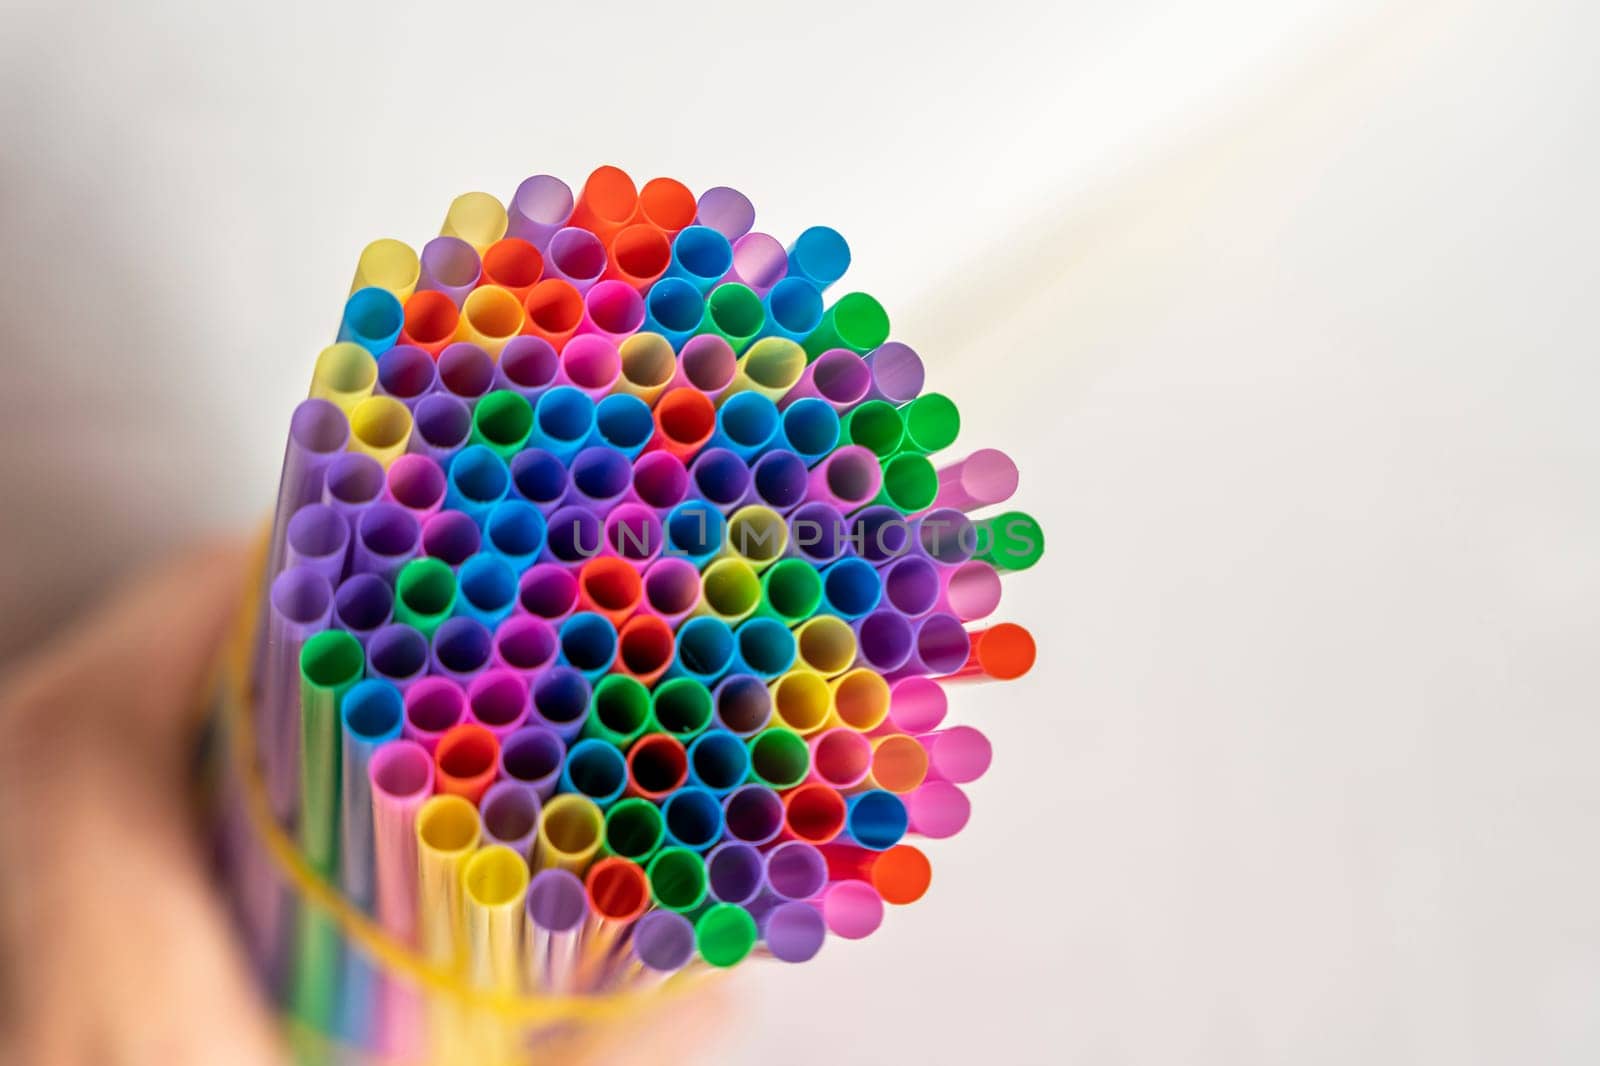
(2, 0, 1597, 1062)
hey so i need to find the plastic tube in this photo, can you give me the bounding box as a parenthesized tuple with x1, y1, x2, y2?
(904, 781, 970, 839)
(723, 339, 807, 411)
(535, 794, 604, 873)
(824, 843, 932, 906)
(668, 226, 734, 294)
(938, 560, 1002, 621)
(582, 857, 650, 984)
(675, 333, 738, 398)
(455, 285, 525, 357)
(688, 448, 752, 513)
(454, 553, 518, 628)
(417, 236, 482, 306)
(714, 675, 772, 737)
(851, 609, 914, 673)
(606, 224, 672, 291)
(352, 238, 420, 299)
(775, 401, 838, 469)
(506, 174, 574, 251)
(747, 726, 810, 790)
(840, 399, 905, 458)
(882, 555, 940, 618)
(821, 880, 884, 940)
(663, 499, 725, 568)
(398, 291, 460, 357)
(843, 789, 908, 850)
(480, 782, 542, 861)
(285, 503, 350, 582)
(830, 668, 891, 732)
(877, 452, 938, 513)
(696, 903, 757, 968)
(934, 449, 1018, 513)
(919, 725, 992, 785)
(733, 616, 797, 679)
(402, 677, 466, 753)
(518, 563, 580, 622)
(559, 738, 629, 808)
(761, 901, 827, 963)
(339, 679, 404, 909)
(420, 513, 480, 569)
(851, 505, 909, 565)
(258, 567, 333, 820)
(641, 276, 704, 350)
(376, 344, 438, 407)
(480, 237, 544, 301)
(348, 396, 413, 466)
(483, 499, 547, 571)
(786, 226, 850, 291)
(721, 784, 782, 846)
(641, 556, 701, 627)
(651, 676, 715, 739)
(727, 232, 787, 296)
(757, 557, 823, 625)
(530, 666, 592, 741)
(415, 795, 481, 966)
(604, 798, 665, 863)
(555, 334, 621, 399)
(809, 727, 872, 789)
(311, 342, 378, 412)
(862, 340, 925, 404)
(614, 332, 677, 405)
(334, 573, 392, 644)
(351, 502, 421, 583)
(782, 348, 872, 412)
(544, 227, 608, 293)
(557, 611, 618, 682)
(749, 451, 808, 516)
(627, 733, 688, 801)
(972, 510, 1045, 572)
(726, 505, 788, 570)
(769, 671, 831, 736)
(577, 556, 643, 627)
(695, 186, 754, 240)
(409, 394, 472, 466)
(882, 677, 947, 735)
(615, 614, 675, 688)
(703, 842, 763, 906)
(758, 279, 825, 351)
(601, 503, 663, 568)
(433, 722, 500, 803)
(298, 630, 365, 876)
(764, 839, 826, 901)
(369, 740, 433, 951)
(525, 868, 588, 993)
(698, 558, 760, 625)
(649, 387, 716, 462)
(638, 176, 696, 233)
(787, 502, 848, 567)
(784, 783, 846, 844)
(385, 455, 447, 517)
(698, 282, 765, 351)
(510, 448, 570, 513)
(660, 786, 725, 852)
(868, 734, 928, 793)
(803, 292, 889, 357)
(583, 674, 652, 748)
(319, 442, 381, 527)
(579, 280, 645, 343)
(911, 509, 976, 568)
(339, 287, 404, 356)
(591, 393, 655, 460)
(820, 556, 883, 619)
(898, 392, 961, 456)
(430, 617, 492, 686)
(492, 615, 559, 677)
(568, 165, 638, 242)
(629, 910, 696, 984)
(364, 623, 429, 691)
(666, 618, 734, 688)
(949, 622, 1037, 682)
(494, 335, 561, 403)
(709, 392, 780, 460)
(647, 847, 708, 914)
(522, 279, 585, 350)
(440, 191, 507, 252)
(808, 445, 882, 512)
(795, 615, 858, 677)
(686, 730, 752, 796)
(466, 390, 533, 459)
(500, 725, 566, 800)
(465, 668, 531, 739)
(530, 386, 596, 461)
(630, 451, 689, 512)
(895, 612, 970, 677)
(392, 557, 457, 637)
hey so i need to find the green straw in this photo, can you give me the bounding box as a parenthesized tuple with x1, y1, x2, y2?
(469, 389, 535, 458)
(298, 629, 364, 878)
(582, 674, 653, 748)
(695, 902, 758, 968)
(757, 558, 824, 625)
(876, 452, 938, 513)
(646, 846, 708, 913)
(603, 797, 666, 863)
(391, 557, 457, 638)
(803, 292, 890, 358)
(973, 510, 1046, 572)
(289, 907, 340, 1032)
(698, 282, 766, 353)
(840, 399, 905, 458)
(897, 392, 960, 455)
(746, 727, 810, 789)
(652, 677, 714, 740)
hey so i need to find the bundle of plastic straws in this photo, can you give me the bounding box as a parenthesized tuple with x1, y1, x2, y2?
(238, 165, 1042, 1056)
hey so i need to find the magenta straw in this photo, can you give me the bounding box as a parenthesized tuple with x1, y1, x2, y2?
(933, 448, 1020, 512)
(438, 342, 496, 403)
(851, 609, 915, 673)
(604, 503, 663, 567)
(479, 780, 543, 859)
(761, 900, 827, 963)
(333, 573, 393, 645)
(385, 454, 447, 517)
(723, 784, 785, 846)
(556, 334, 621, 398)
(642, 557, 701, 627)
(882, 555, 941, 618)
(322, 452, 386, 530)
(726, 232, 787, 296)
(285, 503, 351, 583)
(937, 560, 1002, 621)
(863, 341, 925, 404)
(402, 677, 467, 753)
(494, 336, 561, 402)
(714, 674, 773, 737)
(409, 394, 474, 466)
(545, 227, 607, 293)
(376, 345, 440, 407)
(630, 451, 689, 512)
(919, 725, 993, 784)
(695, 187, 755, 241)
(351, 503, 422, 582)
(580, 280, 646, 342)
(912, 508, 977, 566)
(506, 174, 575, 251)
(417, 236, 481, 306)
(674, 334, 738, 399)
(764, 840, 827, 901)
(369, 739, 434, 944)
(787, 502, 849, 565)
(365, 623, 430, 692)
(510, 448, 572, 514)
(904, 781, 971, 839)
(518, 563, 580, 622)
(884, 676, 947, 734)
(260, 566, 333, 820)
(466, 668, 532, 739)
(706, 842, 765, 905)
(893, 612, 971, 677)
(806, 445, 882, 512)
(492, 615, 559, 677)
(632, 910, 696, 976)
(420, 510, 481, 567)
(429, 616, 493, 686)
(500, 725, 566, 800)
(780, 348, 873, 412)
(821, 880, 883, 940)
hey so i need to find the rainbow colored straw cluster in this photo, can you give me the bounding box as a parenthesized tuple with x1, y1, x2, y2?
(250, 166, 1041, 1039)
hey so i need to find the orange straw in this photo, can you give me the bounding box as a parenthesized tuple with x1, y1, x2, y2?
(568, 165, 639, 243)
(480, 238, 545, 302)
(948, 622, 1036, 681)
(399, 290, 460, 357)
(522, 279, 585, 352)
(606, 224, 672, 291)
(637, 178, 697, 234)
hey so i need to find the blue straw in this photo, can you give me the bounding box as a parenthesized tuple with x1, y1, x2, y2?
(686, 730, 753, 796)
(819, 557, 883, 619)
(784, 226, 851, 292)
(444, 445, 510, 526)
(779, 398, 840, 465)
(483, 500, 546, 571)
(590, 393, 654, 459)
(338, 286, 404, 355)
(529, 385, 596, 461)
(843, 789, 908, 851)
(557, 611, 618, 681)
(663, 500, 725, 566)
(659, 786, 726, 851)
(559, 738, 629, 808)
(707, 391, 781, 461)
(454, 553, 519, 627)
(759, 276, 825, 344)
(667, 226, 734, 294)
(731, 617, 797, 679)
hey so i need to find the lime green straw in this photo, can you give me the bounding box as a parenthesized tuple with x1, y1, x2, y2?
(391, 557, 457, 638)
(695, 903, 758, 968)
(757, 558, 824, 625)
(973, 510, 1046, 572)
(582, 674, 653, 748)
(469, 389, 535, 458)
(746, 727, 809, 789)
(652, 677, 714, 739)
(840, 399, 905, 458)
(897, 392, 960, 455)
(603, 797, 666, 863)
(289, 907, 340, 1032)
(803, 292, 890, 358)
(298, 629, 364, 877)
(875, 452, 938, 513)
(647, 846, 708, 913)
(698, 283, 766, 353)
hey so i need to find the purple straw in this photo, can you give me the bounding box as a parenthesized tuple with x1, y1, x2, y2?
(518, 563, 580, 622)
(492, 615, 559, 677)
(500, 725, 566, 800)
(722, 784, 785, 846)
(630, 451, 689, 512)
(260, 566, 333, 819)
(479, 780, 543, 859)
(544, 227, 607, 293)
(764, 840, 827, 900)
(631, 910, 696, 975)
(417, 236, 481, 306)
(494, 336, 561, 403)
(351, 503, 421, 582)
(863, 341, 925, 404)
(751, 450, 809, 514)
(851, 609, 915, 673)
(761, 900, 827, 963)
(896, 612, 972, 678)
(706, 842, 765, 905)
(690, 447, 753, 512)
(321, 452, 386, 533)
(285, 503, 350, 583)
(333, 573, 393, 645)
(409, 393, 474, 466)
(438, 342, 495, 403)
(806, 445, 882, 512)
(466, 668, 532, 739)
(852, 505, 911, 564)
(787, 501, 849, 565)
(781, 348, 873, 412)
(375, 345, 440, 407)
(505, 174, 575, 252)
(725, 232, 787, 296)
(429, 616, 493, 686)
(402, 677, 466, 753)
(912, 508, 977, 566)
(419, 510, 481, 567)
(641, 557, 701, 627)
(882, 555, 941, 618)
(695, 187, 755, 242)
(365, 623, 430, 692)
(545, 505, 604, 566)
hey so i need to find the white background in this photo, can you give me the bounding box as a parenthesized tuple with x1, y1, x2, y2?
(2, 0, 1598, 1062)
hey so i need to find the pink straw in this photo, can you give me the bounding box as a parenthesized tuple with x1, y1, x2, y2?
(933, 448, 1019, 512)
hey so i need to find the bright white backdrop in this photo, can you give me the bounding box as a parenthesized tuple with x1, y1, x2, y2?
(2, 1, 1597, 1062)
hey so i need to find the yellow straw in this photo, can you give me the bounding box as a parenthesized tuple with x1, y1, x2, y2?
(717, 337, 806, 405)
(348, 395, 413, 466)
(534, 794, 604, 873)
(769, 670, 832, 736)
(416, 795, 481, 970)
(309, 342, 377, 413)
(794, 615, 858, 678)
(615, 332, 677, 406)
(461, 845, 531, 994)
(441, 192, 509, 252)
(351, 238, 420, 299)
